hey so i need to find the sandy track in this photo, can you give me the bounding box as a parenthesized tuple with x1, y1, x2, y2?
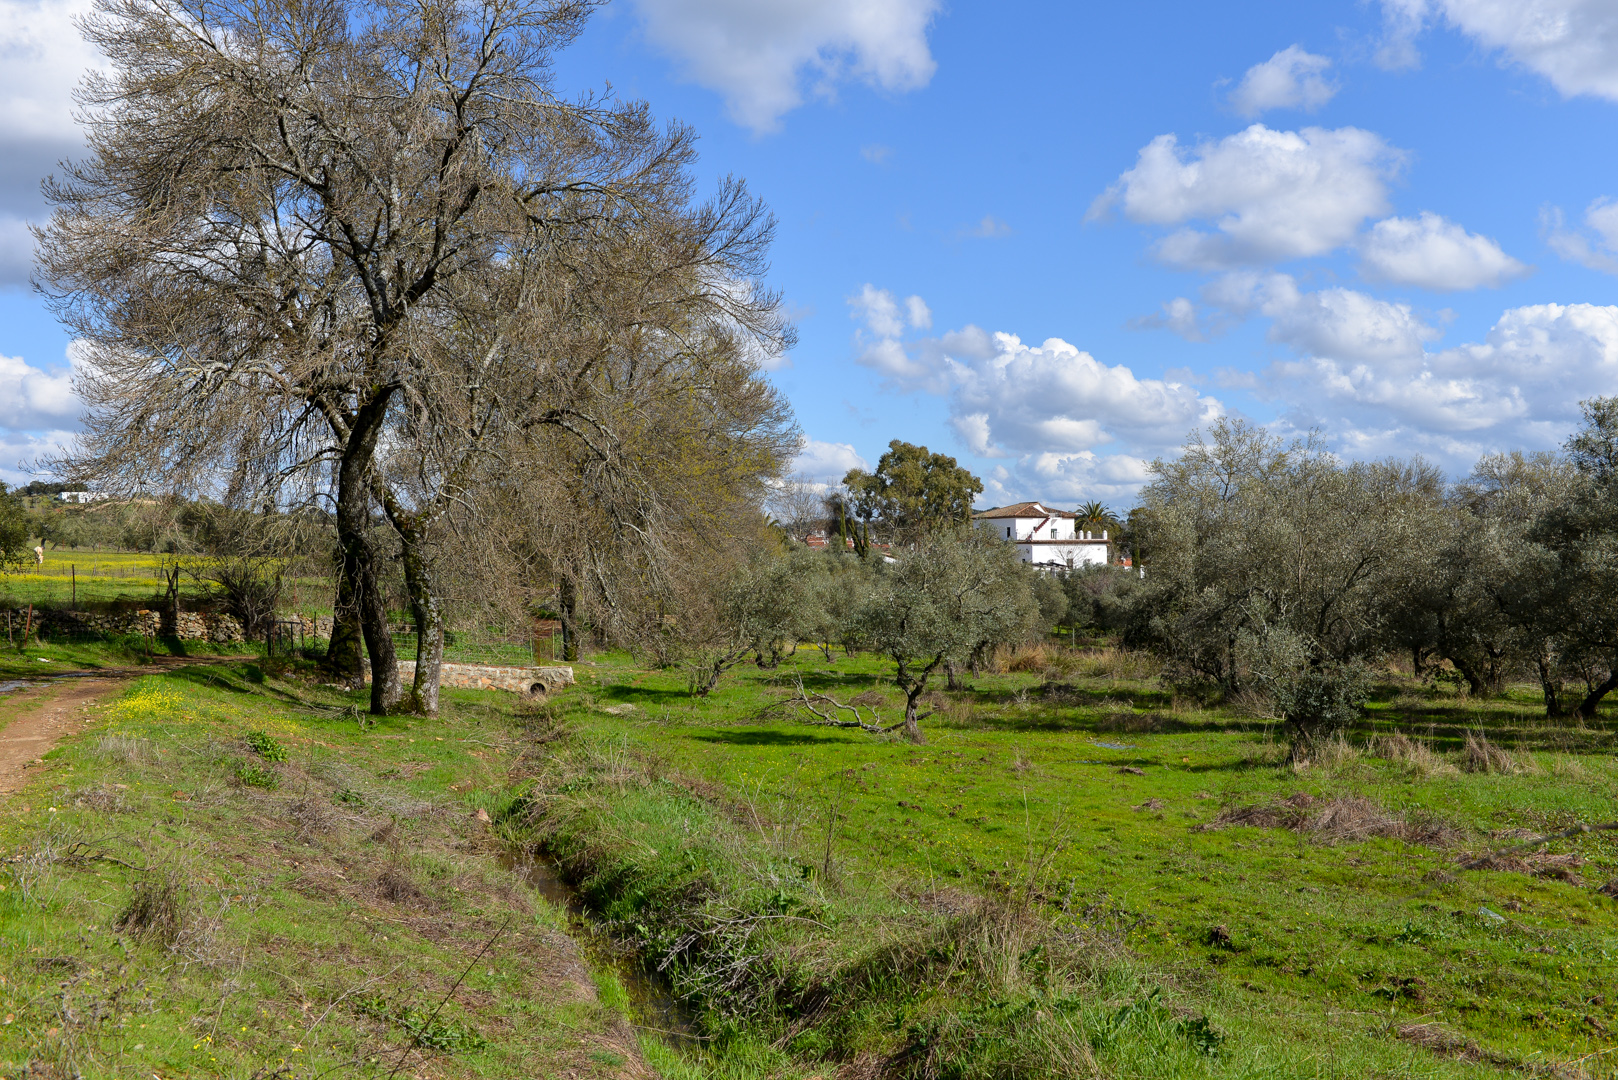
(0, 657, 252, 795)
(0, 676, 124, 795)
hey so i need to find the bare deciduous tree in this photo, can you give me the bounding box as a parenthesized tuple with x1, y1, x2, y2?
(38, 0, 791, 714)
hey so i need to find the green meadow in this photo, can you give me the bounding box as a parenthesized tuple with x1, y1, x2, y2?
(0, 639, 1613, 1078)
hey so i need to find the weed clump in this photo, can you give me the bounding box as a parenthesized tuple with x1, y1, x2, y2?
(1371, 733, 1455, 777)
(71, 784, 132, 814)
(376, 864, 431, 907)
(233, 762, 280, 789)
(1200, 793, 1457, 847)
(1459, 733, 1518, 774)
(245, 730, 289, 762)
(93, 733, 152, 765)
(355, 996, 487, 1052)
(115, 872, 188, 945)
(286, 795, 333, 841)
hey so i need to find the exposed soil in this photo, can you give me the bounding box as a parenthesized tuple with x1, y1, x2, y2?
(0, 656, 251, 795)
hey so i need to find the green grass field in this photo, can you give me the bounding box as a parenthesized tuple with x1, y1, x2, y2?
(543, 647, 1618, 1076)
(1, 549, 336, 616)
(1, 639, 1613, 1078)
(1, 550, 184, 608)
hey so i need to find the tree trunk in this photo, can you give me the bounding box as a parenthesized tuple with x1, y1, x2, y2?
(400, 525, 443, 717)
(329, 391, 399, 714)
(1451, 655, 1486, 697)
(1537, 653, 1565, 718)
(945, 660, 961, 692)
(903, 687, 927, 744)
(1575, 659, 1618, 720)
(558, 576, 581, 662)
(325, 564, 365, 686)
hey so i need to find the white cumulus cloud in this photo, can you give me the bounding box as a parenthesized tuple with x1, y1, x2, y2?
(0, 351, 79, 430)
(791, 438, 868, 484)
(0, 0, 105, 286)
(1129, 296, 1207, 341)
(1258, 301, 1618, 466)
(1545, 197, 1618, 273)
(1359, 211, 1529, 290)
(943, 333, 1224, 458)
(1089, 124, 1405, 268)
(630, 0, 940, 133)
(849, 287, 1225, 501)
(1229, 46, 1338, 117)
(1204, 272, 1441, 364)
(1379, 1, 1618, 101)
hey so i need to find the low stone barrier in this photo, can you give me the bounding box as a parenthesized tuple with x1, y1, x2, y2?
(362, 661, 574, 697)
(2, 607, 247, 643)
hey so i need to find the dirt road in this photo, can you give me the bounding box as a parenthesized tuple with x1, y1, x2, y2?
(0, 676, 124, 796)
(0, 657, 251, 796)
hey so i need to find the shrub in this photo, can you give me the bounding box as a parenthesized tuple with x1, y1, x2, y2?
(115, 872, 188, 945)
(245, 729, 288, 762)
(233, 761, 280, 789)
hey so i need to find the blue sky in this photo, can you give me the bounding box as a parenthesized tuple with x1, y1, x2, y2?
(3, 0, 1618, 507)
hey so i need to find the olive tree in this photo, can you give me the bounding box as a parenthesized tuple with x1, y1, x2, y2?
(683, 546, 828, 696)
(855, 530, 1038, 742)
(0, 486, 30, 574)
(1129, 420, 1444, 756)
(1528, 398, 1618, 718)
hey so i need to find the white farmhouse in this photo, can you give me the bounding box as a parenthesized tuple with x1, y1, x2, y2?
(972, 501, 1109, 570)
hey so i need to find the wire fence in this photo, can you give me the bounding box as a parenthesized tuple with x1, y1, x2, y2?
(388, 619, 564, 667)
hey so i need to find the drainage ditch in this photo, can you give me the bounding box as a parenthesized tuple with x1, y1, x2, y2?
(504, 849, 703, 1052)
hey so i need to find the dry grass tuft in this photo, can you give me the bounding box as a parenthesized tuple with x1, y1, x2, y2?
(1397, 1022, 1483, 1062)
(115, 871, 188, 945)
(93, 733, 153, 765)
(850, 688, 891, 708)
(375, 864, 429, 906)
(1199, 793, 1457, 847)
(998, 643, 1051, 673)
(1459, 733, 1519, 775)
(1465, 850, 1586, 885)
(934, 695, 977, 728)
(285, 795, 333, 843)
(1550, 755, 1588, 780)
(71, 784, 132, 814)
(1371, 733, 1456, 777)
(1098, 711, 1163, 734)
(1312, 735, 1361, 771)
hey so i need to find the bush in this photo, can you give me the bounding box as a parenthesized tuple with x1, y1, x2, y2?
(245, 730, 288, 762)
(233, 761, 280, 789)
(115, 871, 188, 945)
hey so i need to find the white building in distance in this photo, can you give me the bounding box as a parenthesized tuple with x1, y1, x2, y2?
(972, 501, 1109, 570)
(58, 491, 111, 504)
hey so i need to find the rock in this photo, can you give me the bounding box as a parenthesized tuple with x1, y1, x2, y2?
(474, 808, 491, 824)
(1118, 766, 1145, 776)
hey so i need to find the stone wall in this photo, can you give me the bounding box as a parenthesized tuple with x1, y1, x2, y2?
(0, 607, 247, 643)
(362, 660, 574, 696)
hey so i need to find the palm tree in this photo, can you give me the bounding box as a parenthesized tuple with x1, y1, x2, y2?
(1076, 501, 1119, 533)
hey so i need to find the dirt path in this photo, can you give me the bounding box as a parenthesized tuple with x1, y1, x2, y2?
(0, 657, 253, 795)
(0, 676, 124, 795)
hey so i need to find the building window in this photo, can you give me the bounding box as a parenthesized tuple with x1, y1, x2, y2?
(1006, 527, 1012, 538)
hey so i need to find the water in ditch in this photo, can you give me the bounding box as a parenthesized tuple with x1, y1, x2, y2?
(503, 849, 704, 1051)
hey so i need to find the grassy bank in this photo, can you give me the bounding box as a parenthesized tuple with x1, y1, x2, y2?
(0, 634, 262, 681)
(511, 648, 1618, 1077)
(3, 640, 1615, 1078)
(0, 659, 646, 1079)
